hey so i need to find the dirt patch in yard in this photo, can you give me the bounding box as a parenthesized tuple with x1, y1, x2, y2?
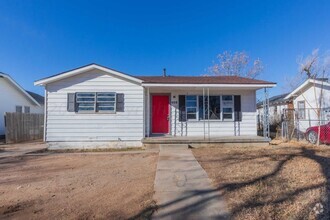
(0, 152, 158, 219)
(193, 143, 330, 220)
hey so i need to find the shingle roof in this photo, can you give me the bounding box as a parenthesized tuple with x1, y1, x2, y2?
(257, 93, 290, 108)
(137, 75, 275, 84)
(26, 91, 44, 105)
(35, 63, 276, 85)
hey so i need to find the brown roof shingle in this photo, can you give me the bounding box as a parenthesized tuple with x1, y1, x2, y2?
(137, 75, 275, 84)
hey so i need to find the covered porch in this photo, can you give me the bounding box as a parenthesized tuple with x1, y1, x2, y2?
(144, 85, 268, 138)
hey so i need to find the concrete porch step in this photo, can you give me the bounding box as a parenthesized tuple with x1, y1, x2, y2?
(160, 144, 189, 150)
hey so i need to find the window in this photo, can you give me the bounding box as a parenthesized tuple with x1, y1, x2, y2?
(222, 95, 234, 120)
(24, 106, 30, 113)
(181, 94, 236, 121)
(96, 93, 116, 112)
(16, 106, 22, 113)
(76, 93, 96, 112)
(76, 92, 116, 113)
(298, 101, 305, 119)
(186, 95, 197, 120)
(199, 96, 221, 120)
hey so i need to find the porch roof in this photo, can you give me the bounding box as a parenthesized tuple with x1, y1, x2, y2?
(138, 75, 275, 85)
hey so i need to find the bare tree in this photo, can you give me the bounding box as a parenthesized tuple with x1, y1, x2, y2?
(296, 49, 330, 145)
(208, 51, 263, 79)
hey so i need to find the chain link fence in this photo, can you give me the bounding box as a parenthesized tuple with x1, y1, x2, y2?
(258, 107, 330, 144)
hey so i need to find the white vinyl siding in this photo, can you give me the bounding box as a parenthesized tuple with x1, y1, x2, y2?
(169, 90, 257, 137)
(0, 77, 43, 135)
(45, 69, 144, 142)
(294, 83, 330, 132)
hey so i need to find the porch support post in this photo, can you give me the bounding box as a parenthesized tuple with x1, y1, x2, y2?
(147, 87, 150, 137)
(203, 88, 205, 140)
(207, 88, 210, 140)
(263, 87, 270, 139)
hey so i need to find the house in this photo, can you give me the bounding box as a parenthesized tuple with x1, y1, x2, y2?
(257, 93, 292, 128)
(257, 78, 330, 136)
(0, 72, 44, 137)
(34, 63, 276, 149)
(283, 78, 330, 132)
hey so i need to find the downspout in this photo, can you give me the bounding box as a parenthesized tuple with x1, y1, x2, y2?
(147, 87, 150, 137)
(43, 86, 47, 142)
(208, 88, 210, 140)
(203, 88, 205, 140)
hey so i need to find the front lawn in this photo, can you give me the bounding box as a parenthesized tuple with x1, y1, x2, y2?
(0, 152, 158, 219)
(193, 143, 330, 219)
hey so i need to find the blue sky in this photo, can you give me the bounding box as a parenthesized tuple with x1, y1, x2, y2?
(0, 0, 329, 97)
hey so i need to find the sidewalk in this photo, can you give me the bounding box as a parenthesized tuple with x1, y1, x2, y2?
(153, 145, 229, 219)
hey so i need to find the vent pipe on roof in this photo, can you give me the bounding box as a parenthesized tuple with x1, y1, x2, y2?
(163, 68, 166, 77)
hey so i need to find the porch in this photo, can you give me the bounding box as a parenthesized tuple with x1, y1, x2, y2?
(142, 135, 270, 149)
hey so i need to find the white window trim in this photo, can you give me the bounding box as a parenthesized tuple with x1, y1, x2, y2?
(184, 95, 235, 122)
(297, 100, 305, 119)
(186, 95, 198, 121)
(221, 95, 234, 121)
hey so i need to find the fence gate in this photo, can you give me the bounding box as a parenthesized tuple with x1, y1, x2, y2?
(4, 112, 44, 144)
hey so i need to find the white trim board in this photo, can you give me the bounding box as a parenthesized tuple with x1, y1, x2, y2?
(284, 79, 330, 100)
(0, 72, 41, 106)
(34, 64, 143, 86)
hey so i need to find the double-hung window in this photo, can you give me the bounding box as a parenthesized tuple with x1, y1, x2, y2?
(183, 95, 237, 121)
(24, 106, 30, 113)
(297, 101, 305, 119)
(16, 105, 23, 113)
(222, 95, 234, 120)
(186, 95, 197, 120)
(76, 92, 116, 113)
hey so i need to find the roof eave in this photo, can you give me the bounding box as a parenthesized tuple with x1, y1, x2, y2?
(141, 83, 276, 88)
(35, 64, 143, 86)
(1, 73, 41, 106)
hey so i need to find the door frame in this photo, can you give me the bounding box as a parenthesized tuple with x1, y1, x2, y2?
(150, 93, 171, 135)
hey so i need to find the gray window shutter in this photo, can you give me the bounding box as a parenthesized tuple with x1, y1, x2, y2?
(116, 93, 124, 112)
(234, 95, 242, 121)
(67, 93, 76, 112)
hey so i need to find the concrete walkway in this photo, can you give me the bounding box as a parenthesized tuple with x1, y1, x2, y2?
(153, 145, 228, 219)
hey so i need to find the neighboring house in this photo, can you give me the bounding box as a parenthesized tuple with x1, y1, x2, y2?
(34, 63, 276, 148)
(257, 78, 330, 133)
(0, 72, 44, 137)
(283, 78, 330, 132)
(257, 93, 292, 126)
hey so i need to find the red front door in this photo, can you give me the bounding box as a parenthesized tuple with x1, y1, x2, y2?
(152, 95, 169, 134)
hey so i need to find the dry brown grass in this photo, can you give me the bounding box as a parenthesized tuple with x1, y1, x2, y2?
(193, 142, 330, 220)
(0, 152, 158, 219)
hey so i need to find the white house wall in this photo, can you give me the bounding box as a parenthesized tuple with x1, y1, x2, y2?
(0, 78, 43, 135)
(147, 88, 257, 137)
(294, 83, 330, 131)
(45, 69, 144, 144)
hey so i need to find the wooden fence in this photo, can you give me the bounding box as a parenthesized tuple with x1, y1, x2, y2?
(5, 113, 44, 144)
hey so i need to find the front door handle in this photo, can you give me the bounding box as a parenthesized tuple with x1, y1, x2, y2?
(167, 115, 169, 121)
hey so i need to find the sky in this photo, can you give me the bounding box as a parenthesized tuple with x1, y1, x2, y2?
(0, 0, 330, 97)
